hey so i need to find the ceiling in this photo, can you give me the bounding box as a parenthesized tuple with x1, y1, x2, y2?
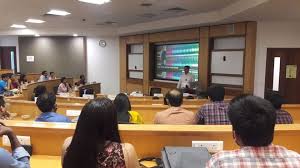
(0, 0, 299, 36)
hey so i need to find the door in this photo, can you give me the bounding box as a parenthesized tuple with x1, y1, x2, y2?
(0, 47, 17, 73)
(265, 48, 300, 103)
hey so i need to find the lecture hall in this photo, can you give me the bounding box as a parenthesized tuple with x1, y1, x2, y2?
(0, 0, 300, 168)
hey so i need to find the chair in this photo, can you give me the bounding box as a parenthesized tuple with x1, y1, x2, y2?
(79, 88, 94, 97)
(150, 88, 161, 96)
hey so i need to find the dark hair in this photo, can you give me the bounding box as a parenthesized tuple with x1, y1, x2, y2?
(228, 95, 276, 147)
(61, 77, 66, 83)
(63, 98, 121, 168)
(80, 75, 85, 79)
(19, 74, 27, 83)
(1, 74, 8, 79)
(207, 85, 225, 102)
(0, 96, 5, 107)
(42, 71, 47, 75)
(36, 93, 56, 113)
(166, 89, 183, 107)
(50, 72, 54, 75)
(184, 65, 190, 69)
(34, 85, 47, 97)
(265, 92, 285, 110)
(113, 93, 131, 123)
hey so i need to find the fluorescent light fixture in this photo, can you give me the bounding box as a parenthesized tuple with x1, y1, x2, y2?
(26, 19, 45, 24)
(78, 0, 111, 5)
(47, 9, 71, 16)
(35, 34, 40, 37)
(10, 24, 27, 29)
(73, 34, 78, 37)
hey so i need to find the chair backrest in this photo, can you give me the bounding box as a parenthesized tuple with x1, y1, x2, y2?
(53, 86, 58, 94)
(150, 88, 161, 96)
(79, 88, 94, 97)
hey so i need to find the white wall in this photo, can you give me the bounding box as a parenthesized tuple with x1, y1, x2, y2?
(254, 21, 300, 97)
(86, 37, 120, 94)
(0, 36, 20, 71)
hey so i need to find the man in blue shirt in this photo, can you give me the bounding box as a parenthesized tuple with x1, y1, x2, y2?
(0, 74, 9, 94)
(35, 93, 71, 123)
(0, 122, 30, 168)
(38, 71, 48, 82)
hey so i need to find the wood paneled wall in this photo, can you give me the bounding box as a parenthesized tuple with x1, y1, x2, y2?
(120, 22, 257, 95)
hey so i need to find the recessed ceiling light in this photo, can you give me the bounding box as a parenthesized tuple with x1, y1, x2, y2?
(78, 0, 111, 5)
(73, 34, 78, 37)
(26, 19, 45, 24)
(35, 34, 40, 37)
(10, 24, 27, 29)
(47, 9, 71, 16)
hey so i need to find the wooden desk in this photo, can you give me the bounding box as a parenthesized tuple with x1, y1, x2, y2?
(75, 83, 101, 97)
(5, 99, 300, 124)
(1, 121, 300, 158)
(0, 69, 14, 75)
(56, 96, 90, 104)
(22, 78, 73, 101)
(31, 155, 61, 168)
(26, 73, 42, 82)
(6, 100, 83, 121)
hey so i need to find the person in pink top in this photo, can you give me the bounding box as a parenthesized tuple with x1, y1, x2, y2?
(57, 77, 72, 94)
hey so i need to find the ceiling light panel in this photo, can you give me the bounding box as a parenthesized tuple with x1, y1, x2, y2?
(78, 0, 111, 5)
(47, 9, 71, 16)
(26, 19, 45, 23)
(10, 24, 27, 28)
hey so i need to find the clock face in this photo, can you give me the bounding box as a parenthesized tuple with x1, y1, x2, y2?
(99, 40, 107, 47)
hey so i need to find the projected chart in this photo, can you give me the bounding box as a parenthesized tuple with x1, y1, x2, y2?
(155, 43, 199, 81)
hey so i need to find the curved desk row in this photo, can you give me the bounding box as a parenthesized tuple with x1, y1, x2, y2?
(0, 120, 300, 158)
(5, 100, 300, 124)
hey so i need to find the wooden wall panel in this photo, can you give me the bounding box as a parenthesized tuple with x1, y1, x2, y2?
(210, 22, 246, 38)
(126, 81, 144, 93)
(125, 34, 144, 44)
(149, 28, 199, 43)
(199, 27, 209, 90)
(244, 22, 257, 94)
(119, 37, 127, 92)
(143, 34, 150, 94)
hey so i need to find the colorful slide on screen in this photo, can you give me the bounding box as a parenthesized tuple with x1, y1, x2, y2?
(155, 43, 199, 81)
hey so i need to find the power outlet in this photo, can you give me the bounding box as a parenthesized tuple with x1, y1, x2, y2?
(2, 135, 31, 146)
(192, 141, 223, 153)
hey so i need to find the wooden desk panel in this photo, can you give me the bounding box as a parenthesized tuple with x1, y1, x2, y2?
(0, 121, 300, 158)
(56, 96, 90, 104)
(75, 83, 101, 97)
(22, 78, 73, 101)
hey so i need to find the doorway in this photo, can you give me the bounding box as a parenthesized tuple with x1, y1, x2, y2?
(265, 48, 300, 103)
(0, 47, 17, 73)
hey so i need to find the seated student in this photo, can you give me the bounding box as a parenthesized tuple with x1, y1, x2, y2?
(113, 93, 144, 124)
(266, 93, 293, 124)
(38, 71, 48, 82)
(196, 85, 230, 125)
(9, 74, 20, 89)
(57, 77, 72, 94)
(32, 85, 47, 101)
(154, 89, 196, 124)
(49, 72, 57, 80)
(62, 98, 140, 168)
(0, 96, 11, 120)
(0, 122, 30, 168)
(35, 93, 71, 123)
(18, 74, 28, 85)
(207, 95, 300, 167)
(0, 74, 9, 94)
(75, 74, 86, 86)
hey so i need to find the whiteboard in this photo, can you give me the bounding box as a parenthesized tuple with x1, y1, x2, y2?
(129, 71, 143, 79)
(211, 51, 244, 75)
(212, 76, 243, 86)
(128, 54, 143, 70)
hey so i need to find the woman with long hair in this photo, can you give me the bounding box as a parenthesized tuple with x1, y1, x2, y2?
(113, 93, 144, 124)
(57, 77, 71, 94)
(62, 98, 140, 168)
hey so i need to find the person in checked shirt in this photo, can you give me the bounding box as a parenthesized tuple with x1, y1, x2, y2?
(197, 85, 230, 125)
(206, 95, 300, 168)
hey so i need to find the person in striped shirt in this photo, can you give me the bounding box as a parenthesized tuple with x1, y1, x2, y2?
(207, 95, 300, 168)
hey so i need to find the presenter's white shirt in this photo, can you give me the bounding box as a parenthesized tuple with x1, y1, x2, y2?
(177, 73, 194, 89)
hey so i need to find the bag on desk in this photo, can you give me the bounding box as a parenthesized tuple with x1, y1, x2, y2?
(161, 146, 211, 168)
